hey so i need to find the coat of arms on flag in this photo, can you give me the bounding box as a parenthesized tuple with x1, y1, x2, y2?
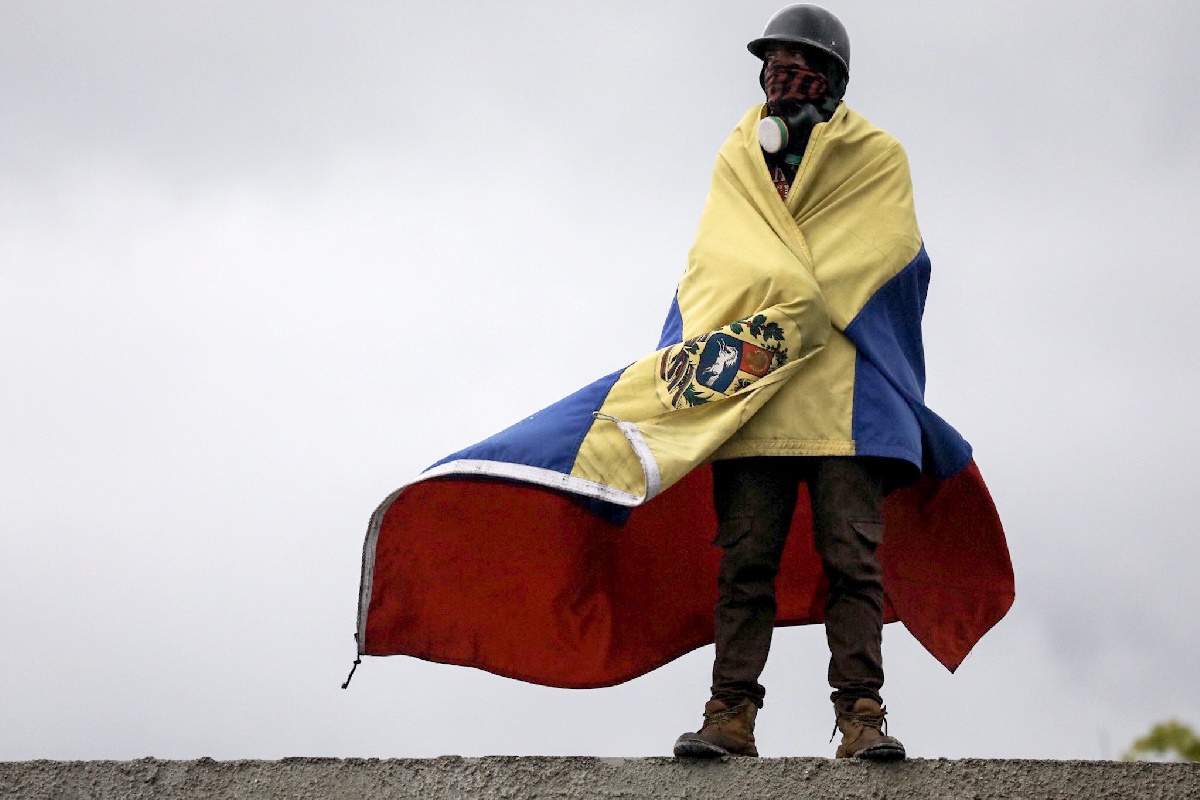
(659, 314, 787, 408)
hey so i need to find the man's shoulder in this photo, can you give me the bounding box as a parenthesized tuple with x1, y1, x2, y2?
(836, 105, 904, 155)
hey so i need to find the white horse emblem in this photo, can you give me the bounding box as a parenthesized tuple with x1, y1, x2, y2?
(700, 339, 740, 387)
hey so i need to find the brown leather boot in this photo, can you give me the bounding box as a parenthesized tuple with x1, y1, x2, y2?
(833, 698, 906, 761)
(673, 698, 760, 758)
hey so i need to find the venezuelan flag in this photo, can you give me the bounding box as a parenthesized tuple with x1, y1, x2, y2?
(355, 104, 1014, 687)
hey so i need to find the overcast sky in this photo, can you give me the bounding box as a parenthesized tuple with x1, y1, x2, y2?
(3, 0, 1198, 761)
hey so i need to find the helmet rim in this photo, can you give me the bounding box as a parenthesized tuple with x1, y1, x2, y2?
(747, 34, 849, 74)
(746, 4, 850, 75)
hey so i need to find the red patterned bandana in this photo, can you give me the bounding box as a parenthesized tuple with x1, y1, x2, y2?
(763, 61, 829, 104)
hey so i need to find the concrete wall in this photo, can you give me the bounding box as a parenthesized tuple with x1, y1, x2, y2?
(2, 756, 1197, 800)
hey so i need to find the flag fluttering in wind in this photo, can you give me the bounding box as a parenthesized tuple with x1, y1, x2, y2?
(354, 104, 1014, 687)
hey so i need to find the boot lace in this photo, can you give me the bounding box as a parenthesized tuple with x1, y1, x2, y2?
(704, 703, 748, 726)
(830, 705, 887, 742)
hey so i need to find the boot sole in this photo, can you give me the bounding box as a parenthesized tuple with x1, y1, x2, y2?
(673, 735, 729, 758)
(673, 734, 754, 759)
(854, 742, 907, 762)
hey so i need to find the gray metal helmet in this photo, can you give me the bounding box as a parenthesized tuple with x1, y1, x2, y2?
(747, 4, 850, 76)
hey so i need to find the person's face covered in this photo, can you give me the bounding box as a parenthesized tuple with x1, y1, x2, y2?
(762, 45, 829, 110)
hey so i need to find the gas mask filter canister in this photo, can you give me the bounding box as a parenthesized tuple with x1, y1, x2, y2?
(757, 115, 790, 154)
(757, 102, 824, 160)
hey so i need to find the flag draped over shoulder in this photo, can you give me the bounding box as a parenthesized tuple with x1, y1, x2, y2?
(356, 104, 1014, 687)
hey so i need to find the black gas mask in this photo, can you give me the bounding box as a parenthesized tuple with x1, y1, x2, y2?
(756, 52, 843, 162)
(757, 100, 824, 163)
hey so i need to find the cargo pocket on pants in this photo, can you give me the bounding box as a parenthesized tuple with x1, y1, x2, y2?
(712, 516, 754, 549)
(848, 519, 883, 548)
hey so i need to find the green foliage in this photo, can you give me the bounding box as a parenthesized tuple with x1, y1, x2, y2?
(771, 347, 789, 371)
(735, 314, 771, 340)
(1122, 720, 1200, 762)
(682, 384, 709, 407)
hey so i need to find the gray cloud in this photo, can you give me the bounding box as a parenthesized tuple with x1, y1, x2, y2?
(2, 0, 1198, 761)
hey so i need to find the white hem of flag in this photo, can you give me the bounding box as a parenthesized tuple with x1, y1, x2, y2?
(414, 416, 662, 506)
(416, 458, 648, 507)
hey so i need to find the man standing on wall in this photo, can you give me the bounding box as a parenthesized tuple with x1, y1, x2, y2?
(355, 2, 1012, 766)
(673, 5, 917, 761)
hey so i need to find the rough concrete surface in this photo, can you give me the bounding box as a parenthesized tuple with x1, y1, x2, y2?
(1, 756, 1197, 800)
